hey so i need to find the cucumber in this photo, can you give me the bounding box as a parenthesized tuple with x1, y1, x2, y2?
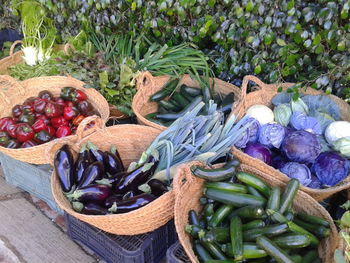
(271, 233, 311, 248)
(266, 187, 280, 211)
(171, 92, 190, 108)
(290, 255, 302, 263)
(209, 204, 234, 228)
(185, 224, 205, 239)
(243, 224, 289, 242)
(158, 100, 181, 112)
(256, 236, 294, 263)
(230, 216, 243, 261)
(205, 188, 266, 208)
(266, 209, 288, 224)
(150, 78, 179, 102)
(303, 250, 319, 263)
(284, 210, 294, 221)
(247, 185, 267, 200)
(204, 203, 215, 225)
(191, 165, 236, 182)
(180, 85, 202, 97)
(236, 172, 271, 197)
(201, 227, 230, 243)
(201, 241, 228, 260)
(296, 213, 330, 227)
(242, 220, 266, 231)
(204, 182, 248, 194)
(230, 206, 265, 220)
(221, 243, 268, 259)
(279, 179, 300, 214)
(293, 218, 330, 238)
(189, 210, 201, 226)
(287, 221, 320, 246)
(193, 240, 213, 262)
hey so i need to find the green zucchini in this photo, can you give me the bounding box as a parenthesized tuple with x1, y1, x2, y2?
(293, 218, 330, 238)
(209, 204, 234, 228)
(158, 106, 168, 114)
(230, 216, 243, 261)
(256, 236, 294, 263)
(201, 241, 228, 260)
(279, 179, 300, 214)
(148, 118, 172, 127)
(236, 172, 271, 198)
(191, 165, 236, 182)
(271, 233, 311, 248)
(193, 240, 213, 262)
(204, 182, 248, 194)
(201, 227, 230, 243)
(243, 224, 289, 242)
(266, 187, 280, 211)
(290, 255, 302, 263)
(242, 220, 266, 231)
(284, 210, 294, 221)
(230, 206, 265, 220)
(303, 250, 319, 263)
(150, 78, 179, 102)
(170, 92, 190, 108)
(204, 203, 215, 225)
(180, 85, 202, 97)
(145, 112, 158, 120)
(204, 188, 266, 207)
(186, 224, 205, 239)
(287, 221, 320, 246)
(189, 210, 201, 226)
(158, 100, 182, 112)
(247, 186, 267, 203)
(296, 212, 330, 227)
(221, 243, 268, 259)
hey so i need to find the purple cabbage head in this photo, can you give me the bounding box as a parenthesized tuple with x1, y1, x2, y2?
(258, 123, 286, 148)
(308, 176, 322, 189)
(311, 151, 349, 186)
(272, 155, 288, 169)
(281, 130, 321, 163)
(280, 162, 312, 186)
(244, 142, 272, 165)
(290, 112, 322, 135)
(234, 117, 261, 148)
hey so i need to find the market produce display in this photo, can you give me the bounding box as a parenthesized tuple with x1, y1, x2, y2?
(0, 87, 96, 149)
(186, 165, 331, 262)
(236, 92, 350, 189)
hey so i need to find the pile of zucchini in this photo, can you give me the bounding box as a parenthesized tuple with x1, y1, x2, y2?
(186, 163, 331, 263)
(146, 77, 235, 126)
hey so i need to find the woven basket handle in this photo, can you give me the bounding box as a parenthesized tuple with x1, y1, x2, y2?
(136, 71, 154, 91)
(173, 161, 204, 195)
(75, 115, 105, 141)
(0, 75, 26, 110)
(239, 75, 269, 104)
(9, 40, 23, 56)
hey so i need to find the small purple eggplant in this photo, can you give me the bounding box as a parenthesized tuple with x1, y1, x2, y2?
(77, 161, 104, 188)
(82, 203, 109, 215)
(87, 141, 104, 162)
(68, 184, 111, 203)
(104, 151, 124, 175)
(122, 190, 143, 200)
(104, 194, 124, 207)
(108, 193, 156, 213)
(74, 145, 92, 184)
(148, 179, 169, 197)
(54, 145, 74, 192)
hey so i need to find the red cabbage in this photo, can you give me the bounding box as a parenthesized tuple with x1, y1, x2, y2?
(244, 142, 272, 165)
(280, 162, 312, 186)
(234, 117, 260, 148)
(258, 123, 286, 148)
(290, 111, 322, 135)
(308, 176, 322, 189)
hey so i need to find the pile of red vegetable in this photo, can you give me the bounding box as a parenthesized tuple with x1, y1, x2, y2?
(0, 87, 96, 148)
(55, 143, 168, 215)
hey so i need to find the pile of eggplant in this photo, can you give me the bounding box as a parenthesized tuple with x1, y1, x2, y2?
(54, 143, 168, 215)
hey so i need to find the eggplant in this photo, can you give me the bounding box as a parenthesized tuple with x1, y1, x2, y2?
(104, 194, 124, 207)
(115, 162, 158, 193)
(77, 162, 104, 188)
(110, 146, 124, 168)
(108, 193, 156, 213)
(68, 184, 111, 203)
(74, 146, 92, 184)
(82, 203, 109, 215)
(87, 142, 105, 162)
(54, 145, 74, 192)
(123, 190, 142, 200)
(104, 151, 124, 175)
(148, 179, 168, 197)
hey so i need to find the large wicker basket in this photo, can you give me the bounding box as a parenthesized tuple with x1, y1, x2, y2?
(0, 75, 110, 164)
(231, 75, 350, 201)
(50, 124, 179, 235)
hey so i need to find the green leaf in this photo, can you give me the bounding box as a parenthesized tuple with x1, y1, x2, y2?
(337, 40, 346, 51)
(304, 39, 312, 48)
(246, 2, 254, 12)
(277, 38, 287, 46)
(341, 200, 350, 210)
(340, 211, 350, 228)
(208, 0, 216, 8)
(254, 65, 262, 74)
(313, 34, 321, 45)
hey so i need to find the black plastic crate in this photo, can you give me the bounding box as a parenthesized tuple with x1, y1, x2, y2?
(166, 241, 191, 263)
(65, 213, 176, 263)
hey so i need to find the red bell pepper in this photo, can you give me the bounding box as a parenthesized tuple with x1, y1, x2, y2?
(0, 131, 10, 146)
(63, 106, 79, 120)
(54, 98, 66, 107)
(36, 115, 50, 125)
(38, 90, 53, 100)
(45, 102, 63, 118)
(33, 98, 47, 113)
(77, 100, 92, 115)
(0, 117, 15, 132)
(60, 87, 74, 100)
(6, 139, 20, 149)
(12, 104, 23, 118)
(32, 119, 48, 133)
(18, 113, 35, 125)
(16, 123, 35, 143)
(22, 104, 34, 114)
(34, 130, 52, 144)
(56, 126, 72, 138)
(71, 90, 88, 102)
(7, 123, 18, 138)
(51, 116, 68, 129)
(21, 140, 37, 148)
(65, 101, 75, 107)
(46, 125, 56, 137)
(23, 97, 35, 106)
(72, 115, 85, 127)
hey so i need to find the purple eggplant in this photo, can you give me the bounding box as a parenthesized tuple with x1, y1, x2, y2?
(54, 145, 74, 192)
(82, 203, 109, 215)
(103, 151, 124, 175)
(87, 142, 105, 162)
(74, 146, 92, 184)
(68, 184, 110, 203)
(115, 162, 158, 194)
(148, 179, 168, 197)
(77, 161, 104, 188)
(122, 190, 143, 200)
(108, 193, 156, 213)
(104, 194, 124, 207)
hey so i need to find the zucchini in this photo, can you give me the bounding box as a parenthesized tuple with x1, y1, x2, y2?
(193, 240, 213, 262)
(204, 182, 248, 194)
(204, 203, 215, 225)
(287, 221, 320, 246)
(290, 255, 302, 263)
(158, 100, 181, 112)
(230, 206, 265, 220)
(271, 233, 311, 248)
(201, 241, 228, 260)
(209, 204, 234, 228)
(148, 118, 172, 127)
(256, 236, 294, 263)
(303, 250, 319, 263)
(247, 186, 267, 201)
(230, 216, 243, 261)
(266, 187, 280, 211)
(186, 224, 205, 239)
(158, 106, 168, 114)
(170, 92, 190, 108)
(221, 243, 268, 259)
(242, 220, 266, 231)
(205, 188, 266, 208)
(180, 85, 202, 97)
(279, 179, 300, 214)
(243, 224, 289, 242)
(284, 210, 294, 221)
(150, 78, 179, 102)
(189, 210, 201, 226)
(201, 227, 230, 243)
(236, 172, 271, 197)
(191, 165, 236, 182)
(293, 218, 330, 238)
(145, 112, 158, 120)
(296, 212, 330, 227)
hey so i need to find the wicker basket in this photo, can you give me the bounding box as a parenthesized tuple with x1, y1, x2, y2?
(50, 124, 179, 235)
(174, 161, 339, 263)
(0, 75, 110, 164)
(132, 71, 244, 131)
(231, 75, 350, 201)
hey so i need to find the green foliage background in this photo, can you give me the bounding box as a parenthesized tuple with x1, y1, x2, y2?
(1, 0, 350, 99)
